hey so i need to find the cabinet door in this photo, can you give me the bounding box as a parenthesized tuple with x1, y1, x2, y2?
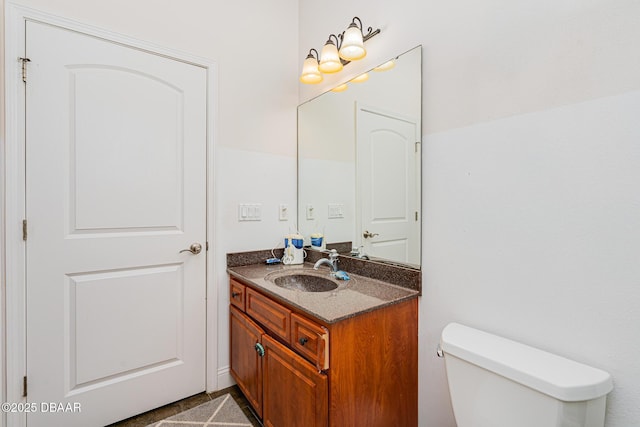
(230, 305, 264, 417)
(262, 334, 328, 427)
(230, 278, 246, 311)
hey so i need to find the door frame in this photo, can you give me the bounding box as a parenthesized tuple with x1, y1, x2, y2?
(2, 5, 219, 426)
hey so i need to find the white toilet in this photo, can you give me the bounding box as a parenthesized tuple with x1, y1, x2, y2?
(440, 323, 613, 427)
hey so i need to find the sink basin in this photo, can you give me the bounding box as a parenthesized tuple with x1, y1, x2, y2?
(273, 274, 338, 292)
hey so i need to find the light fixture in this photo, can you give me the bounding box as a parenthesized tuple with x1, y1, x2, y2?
(299, 49, 323, 84)
(299, 17, 380, 85)
(350, 73, 369, 83)
(339, 17, 369, 61)
(319, 35, 343, 73)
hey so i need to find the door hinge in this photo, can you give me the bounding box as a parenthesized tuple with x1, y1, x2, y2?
(415, 141, 421, 153)
(415, 211, 419, 221)
(206, 241, 209, 251)
(23, 376, 27, 397)
(22, 219, 28, 241)
(19, 57, 31, 83)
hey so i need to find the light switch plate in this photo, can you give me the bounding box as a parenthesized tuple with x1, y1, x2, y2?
(238, 203, 262, 221)
(328, 203, 344, 219)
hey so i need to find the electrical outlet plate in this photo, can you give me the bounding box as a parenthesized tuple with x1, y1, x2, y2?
(279, 204, 288, 221)
(306, 204, 315, 220)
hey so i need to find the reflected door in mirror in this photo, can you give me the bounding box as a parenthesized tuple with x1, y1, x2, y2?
(357, 105, 420, 266)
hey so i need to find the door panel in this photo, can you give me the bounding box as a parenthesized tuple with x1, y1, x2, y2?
(71, 265, 183, 386)
(25, 21, 207, 426)
(72, 66, 185, 232)
(357, 106, 420, 266)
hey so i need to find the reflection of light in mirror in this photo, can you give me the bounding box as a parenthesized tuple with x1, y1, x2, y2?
(331, 83, 349, 93)
(374, 60, 395, 72)
(351, 73, 369, 83)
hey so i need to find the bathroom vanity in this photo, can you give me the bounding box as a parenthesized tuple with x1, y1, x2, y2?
(227, 262, 419, 427)
(227, 43, 423, 427)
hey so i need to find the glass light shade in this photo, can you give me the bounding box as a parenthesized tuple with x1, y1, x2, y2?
(299, 56, 323, 84)
(350, 73, 369, 83)
(339, 24, 366, 60)
(318, 41, 343, 73)
(374, 60, 395, 72)
(331, 83, 348, 93)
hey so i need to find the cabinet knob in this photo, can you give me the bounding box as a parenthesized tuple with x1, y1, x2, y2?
(299, 337, 308, 346)
(254, 342, 265, 357)
(232, 291, 240, 298)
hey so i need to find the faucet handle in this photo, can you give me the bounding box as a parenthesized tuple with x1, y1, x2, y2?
(328, 249, 339, 260)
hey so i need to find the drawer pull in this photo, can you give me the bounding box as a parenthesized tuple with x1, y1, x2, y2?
(254, 342, 265, 357)
(299, 337, 308, 346)
(232, 291, 240, 298)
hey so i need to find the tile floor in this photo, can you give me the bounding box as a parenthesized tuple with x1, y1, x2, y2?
(107, 385, 262, 427)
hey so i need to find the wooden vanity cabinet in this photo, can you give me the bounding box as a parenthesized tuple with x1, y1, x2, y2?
(229, 305, 263, 417)
(262, 334, 328, 427)
(229, 279, 246, 311)
(229, 276, 418, 427)
(245, 287, 291, 342)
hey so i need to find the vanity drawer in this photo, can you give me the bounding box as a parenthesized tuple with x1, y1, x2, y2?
(246, 287, 291, 342)
(230, 278, 246, 311)
(291, 313, 329, 371)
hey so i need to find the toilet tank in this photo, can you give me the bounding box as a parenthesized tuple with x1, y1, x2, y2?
(440, 323, 613, 427)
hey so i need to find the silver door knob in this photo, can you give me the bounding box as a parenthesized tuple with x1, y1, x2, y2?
(363, 230, 379, 239)
(180, 243, 202, 254)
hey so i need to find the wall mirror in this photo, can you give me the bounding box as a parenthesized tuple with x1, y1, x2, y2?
(298, 45, 422, 269)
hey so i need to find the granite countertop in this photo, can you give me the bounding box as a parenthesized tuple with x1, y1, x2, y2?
(227, 262, 419, 324)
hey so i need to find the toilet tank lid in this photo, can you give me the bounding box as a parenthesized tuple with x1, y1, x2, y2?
(440, 323, 613, 402)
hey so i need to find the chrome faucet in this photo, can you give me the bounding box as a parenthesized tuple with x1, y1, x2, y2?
(350, 245, 370, 260)
(313, 249, 339, 273)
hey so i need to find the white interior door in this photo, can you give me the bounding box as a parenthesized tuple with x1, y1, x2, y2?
(356, 105, 420, 266)
(25, 21, 207, 426)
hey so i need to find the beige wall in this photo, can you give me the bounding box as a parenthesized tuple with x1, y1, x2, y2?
(298, 1, 640, 426)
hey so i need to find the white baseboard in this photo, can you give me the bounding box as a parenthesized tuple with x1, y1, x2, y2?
(209, 365, 235, 393)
